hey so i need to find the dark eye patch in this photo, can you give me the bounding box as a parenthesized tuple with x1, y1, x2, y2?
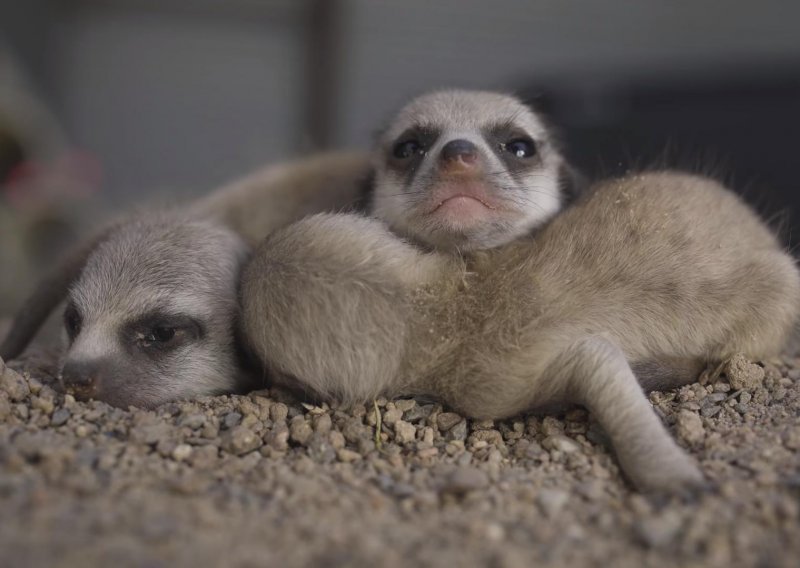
(122, 311, 204, 356)
(385, 126, 441, 180)
(63, 302, 83, 342)
(482, 122, 544, 177)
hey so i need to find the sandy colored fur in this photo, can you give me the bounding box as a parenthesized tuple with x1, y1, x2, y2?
(192, 151, 371, 245)
(0, 152, 371, 408)
(242, 171, 800, 491)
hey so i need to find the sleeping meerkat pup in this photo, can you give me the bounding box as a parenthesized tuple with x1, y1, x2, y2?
(58, 215, 250, 408)
(0, 152, 371, 408)
(364, 89, 582, 252)
(242, 171, 800, 492)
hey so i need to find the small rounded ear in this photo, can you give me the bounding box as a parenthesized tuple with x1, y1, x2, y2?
(0, 224, 115, 361)
(558, 162, 589, 207)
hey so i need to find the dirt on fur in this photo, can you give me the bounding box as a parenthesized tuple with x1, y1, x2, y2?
(1, 346, 799, 568)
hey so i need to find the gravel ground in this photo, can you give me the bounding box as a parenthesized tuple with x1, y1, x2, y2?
(1, 346, 799, 568)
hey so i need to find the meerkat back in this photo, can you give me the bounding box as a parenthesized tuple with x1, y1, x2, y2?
(522, 172, 800, 365)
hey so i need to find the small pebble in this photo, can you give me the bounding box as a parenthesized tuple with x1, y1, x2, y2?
(266, 427, 289, 452)
(436, 412, 462, 432)
(270, 403, 289, 424)
(700, 405, 722, 418)
(447, 420, 468, 442)
(470, 429, 504, 446)
(725, 355, 765, 391)
(675, 410, 705, 446)
(0, 366, 30, 402)
(382, 407, 403, 425)
(313, 413, 332, 435)
(223, 412, 242, 429)
(394, 399, 417, 413)
(472, 419, 495, 431)
(50, 408, 70, 427)
(403, 404, 435, 423)
(394, 420, 416, 444)
(31, 395, 55, 415)
(541, 417, 565, 436)
(542, 435, 582, 454)
(289, 417, 313, 446)
(221, 426, 262, 455)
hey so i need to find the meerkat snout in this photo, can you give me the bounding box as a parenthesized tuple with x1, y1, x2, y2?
(439, 139, 480, 165)
(368, 89, 581, 252)
(60, 359, 98, 400)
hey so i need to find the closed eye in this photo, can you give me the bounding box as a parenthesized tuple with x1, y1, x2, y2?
(124, 312, 204, 353)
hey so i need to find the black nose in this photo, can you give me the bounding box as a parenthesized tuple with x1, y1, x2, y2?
(440, 139, 478, 163)
(61, 360, 98, 392)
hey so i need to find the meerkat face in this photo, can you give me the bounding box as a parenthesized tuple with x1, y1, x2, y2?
(59, 217, 249, 409)
(371, 90, 575, 252)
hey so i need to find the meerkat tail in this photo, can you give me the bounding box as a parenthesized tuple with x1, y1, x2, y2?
(553, 337, 705, 492)
(0, 226, 114, 361)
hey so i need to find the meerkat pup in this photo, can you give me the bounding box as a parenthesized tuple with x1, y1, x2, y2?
(56, 214, 250, 408)
(242, 171, 800, 492)
(364, 89, 582, 252)
(0, 152, 371, 408)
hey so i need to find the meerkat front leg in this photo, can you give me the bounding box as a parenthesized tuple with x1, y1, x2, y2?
(548, 336, 705, 493)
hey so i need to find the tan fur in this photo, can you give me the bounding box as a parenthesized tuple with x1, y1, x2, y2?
(0, 152, 371, 409)
(191, 151, 370, 245)
(242, 171, 800, 491)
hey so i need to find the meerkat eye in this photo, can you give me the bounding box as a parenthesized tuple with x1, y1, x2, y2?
(128, 313, 203, 353)
(392, 139, 423, 159)
(144, 326, 177, 345)
(63, 304, 83, 340)
(503, 138, 537, 159)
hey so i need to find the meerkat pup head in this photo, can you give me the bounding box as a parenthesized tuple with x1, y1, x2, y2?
(369, 89, 579, 252)
(60, 215, 250, 408)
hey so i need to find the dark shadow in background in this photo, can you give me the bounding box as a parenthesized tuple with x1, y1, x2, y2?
(522, 67, 800, 246)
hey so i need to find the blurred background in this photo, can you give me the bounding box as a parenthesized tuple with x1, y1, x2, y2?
(1, 0, 799, 312)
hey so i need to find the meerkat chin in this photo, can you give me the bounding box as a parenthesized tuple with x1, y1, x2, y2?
(242, 171, 800, 493)
(366, 89, 582, 252)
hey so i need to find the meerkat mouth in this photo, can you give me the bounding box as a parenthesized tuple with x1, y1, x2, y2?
(427, 180, 499, 214)
(427, 193, 499, 230)
(432, 194, 496, 212)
